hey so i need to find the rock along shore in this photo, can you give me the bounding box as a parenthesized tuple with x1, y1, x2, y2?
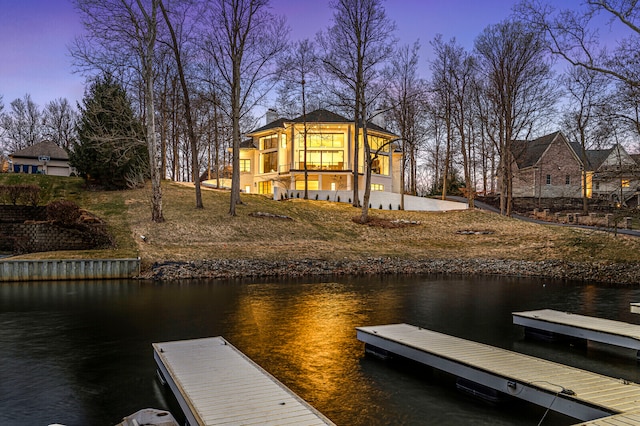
(142, 258, 640, 285)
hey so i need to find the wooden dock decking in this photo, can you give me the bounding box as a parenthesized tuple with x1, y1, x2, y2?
(512, 309, 640, 354)
(356, 323, 640, 422)
(153, 337, 335, 426)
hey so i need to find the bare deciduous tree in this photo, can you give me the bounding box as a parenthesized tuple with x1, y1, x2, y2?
(385, 41, 427, 207)
(72, 0, 164, 222)
(159, 0, 204, 208)
(560, 66, 613, 213)
(203, 0, 288, 216)
(278, 39, 320, 199)
(0, 94, 42, 153)
(43, 98, 78, 150)
(474, 20, 556, 216)
(318, 0, 395, 222)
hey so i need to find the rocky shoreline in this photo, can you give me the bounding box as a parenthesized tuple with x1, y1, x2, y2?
(142, 257, 640, 285)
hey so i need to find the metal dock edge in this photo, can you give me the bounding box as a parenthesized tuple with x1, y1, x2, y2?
(513, 309, 640, 355)
(356, 323, 640, 423)
(153, 337, 335, 426)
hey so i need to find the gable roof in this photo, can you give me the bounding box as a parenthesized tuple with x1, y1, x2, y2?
(11, 140, 69, 160)
(247, 108, 397, 137)
(512, 131, 565, 169)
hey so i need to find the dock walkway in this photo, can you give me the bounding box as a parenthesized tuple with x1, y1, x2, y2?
(153, 337, 335, 426)
(512, 309, 640, 355)
(356, 323, 640, 422)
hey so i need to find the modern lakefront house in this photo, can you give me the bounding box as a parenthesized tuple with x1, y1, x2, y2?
(235, 108, 403, 198)
(201, 108, 466, 211)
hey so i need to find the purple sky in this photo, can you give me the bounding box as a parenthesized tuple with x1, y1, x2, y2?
(0, 0, 561, 109)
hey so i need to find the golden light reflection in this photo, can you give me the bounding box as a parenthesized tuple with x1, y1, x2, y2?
(226, 281, 404, 416)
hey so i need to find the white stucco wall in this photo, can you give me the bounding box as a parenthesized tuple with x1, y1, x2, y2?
(275, 188, 467, 212)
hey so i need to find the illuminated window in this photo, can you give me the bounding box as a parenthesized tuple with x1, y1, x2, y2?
(370, 155, 389, 175)
(366, 135, 390, 152)
(298, 150, 344, 170)
(281, 134, 287, 148)
(622, 179, 630, 188)
(297, 133, 344, 148)
(244, 185, 251, 193)
(240, 159, 250, 172)
(295, 180, 318, 190)
(258, 181, 272, 194)
(371, 183, 384, 191)
(261, 135, 278, 150)
(261, 152, 277, 173)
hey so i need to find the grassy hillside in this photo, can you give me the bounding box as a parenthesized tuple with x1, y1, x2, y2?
(3, 175, 640, 270)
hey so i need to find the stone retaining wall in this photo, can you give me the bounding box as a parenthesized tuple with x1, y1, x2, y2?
(0, 205, 47, 222)
(0, 222, 112, 253)
(144, 258, 640, 285)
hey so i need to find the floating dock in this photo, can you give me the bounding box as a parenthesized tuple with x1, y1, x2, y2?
(356, 323, 640, 422)
(513, 309, 640, 356)
(153, 337, 335, 426)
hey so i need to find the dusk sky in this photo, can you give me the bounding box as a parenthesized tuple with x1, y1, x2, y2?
(1, 0, 576, 109)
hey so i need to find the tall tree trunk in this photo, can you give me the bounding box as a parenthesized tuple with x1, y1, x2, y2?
(229, 58, 242, 216)
(159, 1, 203, 208)
(143, 0, 163, 223)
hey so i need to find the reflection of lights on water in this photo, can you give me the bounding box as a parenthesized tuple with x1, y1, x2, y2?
(229, 282, 403, 407)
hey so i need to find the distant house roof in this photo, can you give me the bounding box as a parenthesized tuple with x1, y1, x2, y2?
(11, 140, 69, 160)
(512, 131, 564, 169)
(511, 131, 629, 172)
(246, 108, 397, 137)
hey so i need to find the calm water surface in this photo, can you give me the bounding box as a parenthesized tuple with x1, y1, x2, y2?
(1, 275, 640, 426)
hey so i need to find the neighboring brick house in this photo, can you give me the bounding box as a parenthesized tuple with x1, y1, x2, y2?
(511, 132, 583, 198)
(511, 131, 640, 204)
(10, 140, 71, 176)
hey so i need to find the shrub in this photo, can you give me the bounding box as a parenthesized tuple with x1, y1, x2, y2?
(398, 204, 402, 210)
(337, 196, 340, 202)
(23, 185, 40, 206)
(47, 200, 82, 226)
(327, 195, 330, 201)
(389, 203, 393, 210)
(0, 184, 40, 205)
(315, 194, 319, 200)
(379, 204, 383, 209)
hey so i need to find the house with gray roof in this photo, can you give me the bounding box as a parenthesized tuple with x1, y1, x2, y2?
(231, 108, 402, 197)
(10, 140, 71, 176)
(511, 131, 640, 205)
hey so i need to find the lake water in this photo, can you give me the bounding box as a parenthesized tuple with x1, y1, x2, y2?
(1, 275, 640, 426)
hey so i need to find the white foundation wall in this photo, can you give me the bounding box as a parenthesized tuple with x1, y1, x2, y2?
(275, 188, 468, 212)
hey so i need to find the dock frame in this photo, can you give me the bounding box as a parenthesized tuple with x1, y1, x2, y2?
(513, 309, 640, 358)
(153, 337, 335, 426)
(357, 323, 640, 422)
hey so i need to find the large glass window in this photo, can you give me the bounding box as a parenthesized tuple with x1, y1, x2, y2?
(299, 150, 344, 170)
(258, 181, 272, 194)
(262, 152, 277, 173)
(370, 155, 389, 175)
(371, 183, 384, 191)
(297, 133, 344, 148)
(295, 180, 319, 190)
(361, 135, 389, 152)
(261, 135, 278, 150)
(240, 159, 250, 172)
